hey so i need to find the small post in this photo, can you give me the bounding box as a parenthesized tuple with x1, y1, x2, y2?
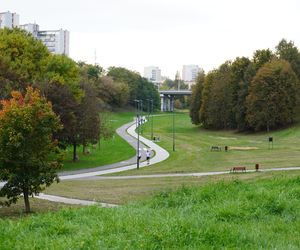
(255, 163, 259, 172)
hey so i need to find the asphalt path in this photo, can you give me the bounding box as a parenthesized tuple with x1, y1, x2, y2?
(59, 118, 170, 180)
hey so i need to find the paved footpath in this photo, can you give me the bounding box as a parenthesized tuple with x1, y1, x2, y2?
(59, 118, 169, 180)
(35, 193, 118, 208)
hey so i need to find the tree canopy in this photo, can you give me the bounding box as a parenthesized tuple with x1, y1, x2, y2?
(0, 87, 62, 213)
(191, 39, 300, 131)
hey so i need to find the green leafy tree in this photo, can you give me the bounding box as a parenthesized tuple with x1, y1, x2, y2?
(0, 87, 62, 213)
(107, 67, 160, 110)
(246, 59, 300, 131)
(0, 28, 50, 98)
(96, 76, 129, 109)
(252, 49, 275, 71)
(77, 82, 100, 155)
(276, 39, 300, 80)
(230, 57, 254, 130)
(199, 63, 234, 129)
(200, 70, 216, 128)
(44, 55, 82, 99)
(189, 71, 205, 125)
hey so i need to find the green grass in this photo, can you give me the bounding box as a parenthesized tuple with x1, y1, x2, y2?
(1, 172, 300, 249)
(0, 198, 77, 218)
(117, 111, 300, 175)
(61, 112, 136, 171)
(44, 170, 300, 205)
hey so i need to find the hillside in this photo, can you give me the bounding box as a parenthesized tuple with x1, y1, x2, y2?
(1, 173, 299, 249)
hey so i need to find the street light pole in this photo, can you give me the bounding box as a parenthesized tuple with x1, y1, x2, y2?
(150, 99, 153, 140)
(140, 100, 143, 135)
(134, 100, 140, 169)
(172, 96, 175, 152)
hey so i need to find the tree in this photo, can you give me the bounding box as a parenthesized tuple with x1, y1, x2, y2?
(189, 71, 205, 125)
(107, 67, 160, 110)
(246, 59, 300, 131)
(252, 49, 275, 71)
(230, 57, 254, 130)
(77, 82, 100, 155)
(0, 87, 62, 213)
(96, 76, 129, 109)
(44, 55, 82, 99)
(0, 28, 50, 98)
(200, 70, 216, 128)
(276, 39, 300, 80)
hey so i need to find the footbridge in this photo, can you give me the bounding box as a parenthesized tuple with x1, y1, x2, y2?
(159, 90, 192, 111)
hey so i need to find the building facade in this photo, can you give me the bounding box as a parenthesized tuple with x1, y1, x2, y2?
(37, 29, 69, 56)
(0, 11, 19, 29)
(1, 11, 69, 56)
(144, 66, 162, 86)
(19, 23, 39, 38)
(182, 65, 200, 82)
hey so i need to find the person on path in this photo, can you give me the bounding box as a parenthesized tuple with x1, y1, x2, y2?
(146, 149, 151, 165)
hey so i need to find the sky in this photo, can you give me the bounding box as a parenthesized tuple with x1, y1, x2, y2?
(2, 0, 300, 78)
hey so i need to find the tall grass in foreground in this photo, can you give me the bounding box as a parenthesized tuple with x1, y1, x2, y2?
(1, 175, 300, 249)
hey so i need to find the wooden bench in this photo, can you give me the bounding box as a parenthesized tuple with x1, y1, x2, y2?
(211, 146, 221, 151)
(230, 166, 246, 173)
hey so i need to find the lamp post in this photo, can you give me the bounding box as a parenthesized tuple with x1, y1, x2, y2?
(134, 99, 140, 169)
(147, 99, 153, 140)
(172, 96, 175, 151)
(150, 99, 153, 140)
(140, 100, 143, 135)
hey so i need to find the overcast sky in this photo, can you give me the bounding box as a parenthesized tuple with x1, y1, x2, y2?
(2, 0, 300, 78)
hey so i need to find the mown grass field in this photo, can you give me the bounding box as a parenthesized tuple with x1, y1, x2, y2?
(119, 111, 300, 175)
(44, 170, 300, 205)
(1, 172, 300, 249)
(61, 112, 136, 171)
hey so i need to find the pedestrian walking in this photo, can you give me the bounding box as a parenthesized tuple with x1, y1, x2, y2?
(146, 149, 151, 165)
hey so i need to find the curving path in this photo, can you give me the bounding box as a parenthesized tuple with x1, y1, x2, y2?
(59, 118, 169, 180)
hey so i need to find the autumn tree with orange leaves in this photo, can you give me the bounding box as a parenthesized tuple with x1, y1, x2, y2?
(0, 87, 63, 213)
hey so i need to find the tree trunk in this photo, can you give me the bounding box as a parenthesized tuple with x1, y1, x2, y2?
(73, 142, 77, 161)
(23, 187, 31, 213)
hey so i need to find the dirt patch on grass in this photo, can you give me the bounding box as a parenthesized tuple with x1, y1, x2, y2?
(229, 146, 258, 150)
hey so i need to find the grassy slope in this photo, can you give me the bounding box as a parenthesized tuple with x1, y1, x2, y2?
(61, 112, 136, 171)
(44, 170, 300, 205)
(120, 112, 300, 175)
(1, 173, 300, 249)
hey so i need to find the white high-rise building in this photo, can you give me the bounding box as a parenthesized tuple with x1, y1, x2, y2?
(37, 29, 69, 56)
(19, 23, 40, 38)
(1, 11, 70, 56)
(0, 11, 19, 29)
(182, 65, 200, 82)
(144, 66, 162, 86)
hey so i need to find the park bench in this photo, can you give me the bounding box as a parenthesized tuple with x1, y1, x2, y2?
(230, 166, 246, 173)
(211, 146, 221, 151)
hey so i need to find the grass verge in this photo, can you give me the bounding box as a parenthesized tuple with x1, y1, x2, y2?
(1, 171, 300, 249)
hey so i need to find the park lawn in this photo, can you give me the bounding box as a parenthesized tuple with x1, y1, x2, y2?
(44, 170, 300, 205)
(61, 111, 136, 171)
(0, 198, 78, 218)
(1, 171, 300, 249)
(116, 112, 300, 175)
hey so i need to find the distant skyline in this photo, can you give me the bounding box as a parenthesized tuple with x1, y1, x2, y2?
(2, 0, 300, 78)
